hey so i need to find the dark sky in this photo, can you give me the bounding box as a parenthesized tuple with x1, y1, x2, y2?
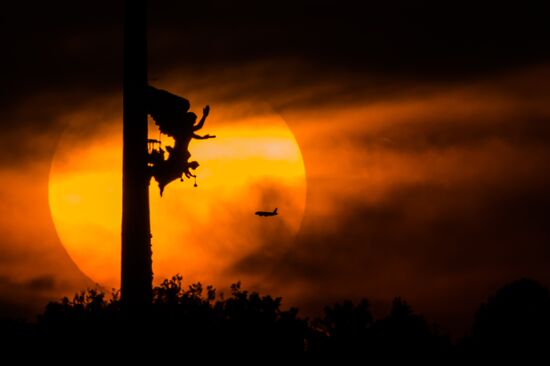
(1, 0, 550, 335)
(2, 1, 549, 159)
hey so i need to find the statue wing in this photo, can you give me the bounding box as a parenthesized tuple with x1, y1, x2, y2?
(146, 86, 190, 137)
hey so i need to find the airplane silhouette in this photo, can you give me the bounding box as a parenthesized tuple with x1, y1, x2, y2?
(255, 208, 278, 217)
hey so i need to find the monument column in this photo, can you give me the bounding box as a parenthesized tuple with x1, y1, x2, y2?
(121, 0, 152, 307)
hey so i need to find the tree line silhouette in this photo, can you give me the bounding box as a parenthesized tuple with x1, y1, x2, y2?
(1, 276, 549, 360)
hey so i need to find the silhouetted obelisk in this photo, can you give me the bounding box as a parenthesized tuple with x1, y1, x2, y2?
(121, 0, 152, 307)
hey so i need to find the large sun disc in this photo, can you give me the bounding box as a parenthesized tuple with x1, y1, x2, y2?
(49, 104, 307, 288)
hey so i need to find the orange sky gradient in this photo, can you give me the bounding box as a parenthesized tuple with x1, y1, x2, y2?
(1, 61, 550, 336)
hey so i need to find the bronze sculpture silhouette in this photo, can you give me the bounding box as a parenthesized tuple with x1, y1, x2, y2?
(146, 86, 216, 196)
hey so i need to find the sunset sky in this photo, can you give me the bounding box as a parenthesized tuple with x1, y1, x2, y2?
(1, 1, 550, 336)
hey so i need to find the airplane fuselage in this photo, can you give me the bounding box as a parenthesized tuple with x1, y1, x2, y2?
(255, 208, 278, 217)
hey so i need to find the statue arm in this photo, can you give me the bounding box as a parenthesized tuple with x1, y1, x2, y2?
(193, 105, 210, 131)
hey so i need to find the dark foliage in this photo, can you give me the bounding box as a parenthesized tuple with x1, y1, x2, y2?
(1, 276, 550, 361)
(459, 278, 550, 360)
(310, 297, 450, 361)
(28, 275, 307, 355)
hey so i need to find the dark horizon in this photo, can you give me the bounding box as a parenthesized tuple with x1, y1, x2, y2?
(3, 276, 550, 360)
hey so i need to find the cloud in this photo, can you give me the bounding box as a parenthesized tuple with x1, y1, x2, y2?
(147, 1, 550, 77)
(234, 173, 550, 332)
(2, 64, 550, 334)
(3, 1, 550, 120)
(25, 275, 56, 291)
(0, 273, 89, 318)
(0, 163, 93, 318)
(217, 69, 550, 335)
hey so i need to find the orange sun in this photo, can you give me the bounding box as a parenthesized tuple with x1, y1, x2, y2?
(48, 103, 307, 288)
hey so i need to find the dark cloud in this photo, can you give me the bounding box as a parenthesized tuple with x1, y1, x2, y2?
(147, 1, 550, 76)
(233, 174, 550, 334)
(25, 275, 56, 291)
(195, 179, 303, 280)
(363, 112, 550, 153)
(0, 274, 88, 318)
(2, 0, 549, 165)
(231, 86, 550, 331)
(2, 1, 549, 108)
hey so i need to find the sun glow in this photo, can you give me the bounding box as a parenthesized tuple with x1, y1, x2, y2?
(49, 107, 307, 288)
